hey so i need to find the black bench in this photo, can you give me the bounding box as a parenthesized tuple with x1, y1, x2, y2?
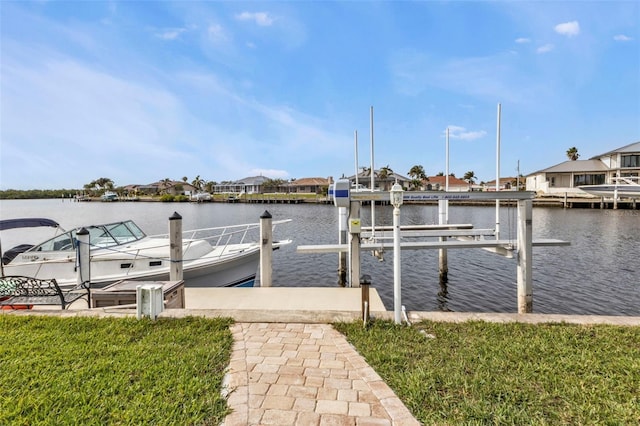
(0, 276, 90, 310)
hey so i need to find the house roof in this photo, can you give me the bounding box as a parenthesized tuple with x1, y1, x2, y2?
(590, 141, 640, 159)
(234, 176, 270, 185)
(290, 177, 330, 186)
(484, 177, 518, 186)
(529, 160, 609, 175)
(425, 175, 469, 186)
(348, 170, 410, 181)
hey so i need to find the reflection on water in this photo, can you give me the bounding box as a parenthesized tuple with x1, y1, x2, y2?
(1, 199, 638, 315)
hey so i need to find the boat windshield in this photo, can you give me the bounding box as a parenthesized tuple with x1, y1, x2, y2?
(28, 220, 146, 251)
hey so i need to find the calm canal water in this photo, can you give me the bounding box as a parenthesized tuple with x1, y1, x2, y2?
(1, 199, 638, 315)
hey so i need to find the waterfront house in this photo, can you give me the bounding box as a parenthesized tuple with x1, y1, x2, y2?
(424, 175, 471, 192)
(483, 177, 522, 191)
(526, 141, 640, 196)
(348, 169, 410, 191)
(288, 177, 332, 194)
(130, 181, 197, 196)
(214, 176, 271, 194)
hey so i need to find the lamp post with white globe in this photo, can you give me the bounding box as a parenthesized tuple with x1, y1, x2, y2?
(390, 182, 404, 324)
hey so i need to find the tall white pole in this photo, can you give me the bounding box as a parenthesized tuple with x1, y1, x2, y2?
(354, 130, 359, 189)
(495, 103, 501, 240)
(445, 127, 450, 221)
(370, 106, 375, 240)
(393, 203, 401, 324)
(438, 127, 450, 284)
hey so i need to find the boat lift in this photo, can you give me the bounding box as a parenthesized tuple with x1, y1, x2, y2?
(297, 180, 570, 321)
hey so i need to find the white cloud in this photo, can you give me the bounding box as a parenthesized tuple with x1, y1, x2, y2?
(156, 28, 186, 40)
(613, 34, 633, 42)
(390, 48, 548, 104)
(446, 126, 487, 141)
(249, 169, 289, 179)
(515, 37, 530, 43)
(208, 24, 228, 43)
(235, 11, 275, 27)
(536, 43, 554, 54)
(554, 21, 580, 37)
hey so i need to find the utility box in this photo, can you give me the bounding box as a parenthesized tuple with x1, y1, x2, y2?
(333, 179, 350, 208)
(136, 284, 164, 320)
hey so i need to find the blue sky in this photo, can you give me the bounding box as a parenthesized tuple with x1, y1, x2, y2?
(1, 1, 638, 190)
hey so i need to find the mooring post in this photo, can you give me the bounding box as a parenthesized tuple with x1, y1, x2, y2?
(169, 212, 183, 281)
(516, 200, 533, 313)
(260, 210, 273, 287)
(338, 206, 348, 287)
(348, 200, 361, 288)
(360, 274, 371, 324)
(76, 227, 90, 287)
(438, 200, 448, 283)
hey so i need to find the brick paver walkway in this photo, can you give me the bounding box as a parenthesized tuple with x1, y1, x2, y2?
(221, 323, 420, 426)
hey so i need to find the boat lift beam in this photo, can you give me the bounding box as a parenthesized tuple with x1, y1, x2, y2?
(297, 238, 569, 254)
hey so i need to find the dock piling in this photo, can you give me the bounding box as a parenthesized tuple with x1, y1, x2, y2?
(260, 211, 273, 287)
(169, 212, 183, 281)
(360, 274, 371, 324)
(338, 206, 348, 287)
(516, 200, 533, 313)
(76, 227, 90, 287)
(348, 201, 361, 288)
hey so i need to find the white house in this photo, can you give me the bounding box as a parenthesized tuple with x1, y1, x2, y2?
(526, 141, 640, 195)
(214, 176, 271, 194)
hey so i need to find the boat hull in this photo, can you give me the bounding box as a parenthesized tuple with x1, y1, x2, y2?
(1, 218, 291, 290)
(4, 244, 260, 288)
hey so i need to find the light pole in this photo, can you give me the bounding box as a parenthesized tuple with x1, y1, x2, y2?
(390, 182, 404, 324)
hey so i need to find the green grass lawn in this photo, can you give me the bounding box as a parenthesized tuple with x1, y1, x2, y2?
(0, 316, 234, 425)
(334, 320, 640, 425)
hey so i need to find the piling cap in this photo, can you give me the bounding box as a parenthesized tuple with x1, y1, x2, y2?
(169, 212, 182, 220)
(76, 227, 89, 235)
(360, 274, 372, 285)
(260, 210, 272, 219)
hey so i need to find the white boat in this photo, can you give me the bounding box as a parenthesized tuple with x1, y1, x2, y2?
(101, 191, 119, 202)
(579, 176, 640, 199)
(191, 192, 212, 202)
(0, 218, 291, 289)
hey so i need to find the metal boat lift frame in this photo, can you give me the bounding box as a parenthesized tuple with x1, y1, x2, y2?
(298, 189, 570, 318)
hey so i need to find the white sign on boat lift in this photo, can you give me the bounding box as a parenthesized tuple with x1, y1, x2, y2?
(300, 180, 570, 317)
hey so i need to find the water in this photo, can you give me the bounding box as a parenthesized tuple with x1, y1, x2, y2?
(1, 199, 638, 315)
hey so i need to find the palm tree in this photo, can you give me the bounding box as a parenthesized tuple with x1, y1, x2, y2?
(378, 165, 392, 180)
(191, 175, 204, 191)
(408, 165, 427, 191)
(409, 179, 423, 190)
(378, 165, 393, 191)
(161, 178, 172, 195)
(463, 171, 477, 190)
(408, 165, 427, 180)
(566, 147, 580, 161)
